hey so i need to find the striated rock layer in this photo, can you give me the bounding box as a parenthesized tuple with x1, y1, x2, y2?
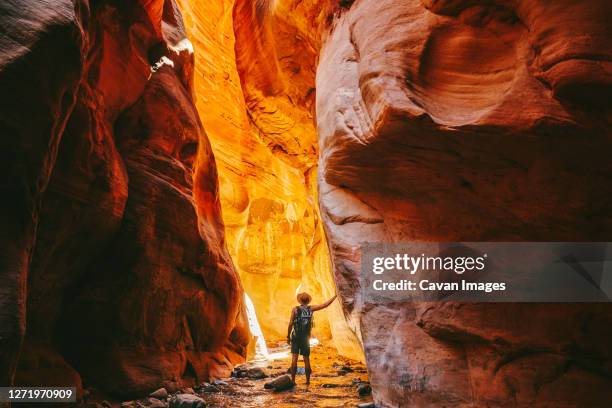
(317, 0, 612, 407)
(176, 0, 363, 360)
(1, 0, 248, 396)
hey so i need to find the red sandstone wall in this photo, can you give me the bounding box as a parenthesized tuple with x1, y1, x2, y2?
(317, 0, 612, 406)
(0, 0, 249, 396)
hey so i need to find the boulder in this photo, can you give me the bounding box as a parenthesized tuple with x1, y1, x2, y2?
(149, 388, 168, 400)
(264, 375, 295, 392)
(231, 365, 248, 378)
(168, 394, 205, 408)
(246, 367, 268, 379)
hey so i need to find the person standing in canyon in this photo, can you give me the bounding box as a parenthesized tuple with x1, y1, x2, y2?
(287, 292, 337, 385)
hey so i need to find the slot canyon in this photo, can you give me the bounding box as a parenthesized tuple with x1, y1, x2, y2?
(0, 1, 611, 408)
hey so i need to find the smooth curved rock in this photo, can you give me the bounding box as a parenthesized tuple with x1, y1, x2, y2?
(1, 0, 249, 395)
(0, 0, 87, 386)
(317, 0, 612, 406)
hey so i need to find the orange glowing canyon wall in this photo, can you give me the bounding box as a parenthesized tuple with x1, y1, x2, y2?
(176, 0, 364, 360)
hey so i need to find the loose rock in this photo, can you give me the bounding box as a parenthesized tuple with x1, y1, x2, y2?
(264, 374, 295, 392)
(232, 364, 249, 378)
(148, 397, 167, 408)
(150, 388, 169, 399)
(247, 367, 268, 379)
(168, 394, 206, 408)
(200, 383, 220, 393)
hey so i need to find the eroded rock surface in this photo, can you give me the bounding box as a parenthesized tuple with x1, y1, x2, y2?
(176, 0, 363, 360)
(1, 0, 248, 395)
(317, 0, 612, 406)
(0, 1, 86, 386)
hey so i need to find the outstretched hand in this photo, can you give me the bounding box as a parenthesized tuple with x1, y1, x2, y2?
(310, 294, 338, 312)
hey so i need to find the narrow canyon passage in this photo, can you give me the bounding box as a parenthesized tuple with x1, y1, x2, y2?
(0, 0, 367, 405)
(176, 0, 363, 360)
(174, 2, 372, 404)
(1, 0, 611, 408)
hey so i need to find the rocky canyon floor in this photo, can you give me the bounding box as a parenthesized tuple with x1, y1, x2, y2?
(80, 344, 373, 408)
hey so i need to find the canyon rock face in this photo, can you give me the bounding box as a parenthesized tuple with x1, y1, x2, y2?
(1, 0, 248, 396)
(1, 0, 86, 387)
(176, 0, 363, 360)
(317, 0, 612, 407)
(3, 0, 611, 406)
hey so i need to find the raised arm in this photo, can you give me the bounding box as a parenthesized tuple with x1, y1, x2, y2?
(310, 294, 337, 312)
(287, 307, 296, 342)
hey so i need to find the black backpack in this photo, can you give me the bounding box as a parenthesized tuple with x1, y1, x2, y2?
(293, 305, 313, 337)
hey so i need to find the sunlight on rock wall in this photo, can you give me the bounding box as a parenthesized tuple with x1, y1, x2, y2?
(176, 0, 363, 361)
